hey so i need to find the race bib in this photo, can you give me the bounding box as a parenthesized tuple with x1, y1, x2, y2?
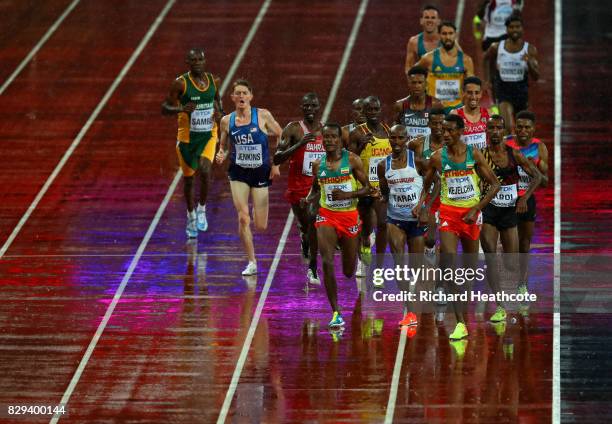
(491, 184, 518, 207)
(462, 132, 487, 150)
(324, 182, 352, 209)
(407, 126, 431, 139)
(368, 156, 386, 182)
(190, 108, 214, 132)
(446, 175, 476, 201)
(435, 79, 460, 101)
(517, 166, 531, 191)
(499, 59, 527, 82)
(302, 150, 325, 176)
(235, 144, 263, 168)
(390, 186, 419, 210)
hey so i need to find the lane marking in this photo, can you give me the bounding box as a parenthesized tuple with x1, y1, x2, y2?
(216, 0, 371, 422)
(50, 0, 274, 422)
(553, 0, 562, 421)
(0, 0, 81, 96)
(1, 0, 175, 259)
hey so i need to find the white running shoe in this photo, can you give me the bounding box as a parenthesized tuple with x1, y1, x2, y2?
(241, 261, 257, 276)
(186, 211, 197, 238)
(424, 246, 436, 265)
(355, 259, 366, 278)
(196, 204, 208, 232)
(307, 268, 320, 285)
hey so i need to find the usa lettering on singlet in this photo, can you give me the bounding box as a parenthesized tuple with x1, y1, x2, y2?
(229, 107, 269, 169)
(497, 40, 529, 82)
(491, 183, 518, 207)
(235, 134, 263, 168)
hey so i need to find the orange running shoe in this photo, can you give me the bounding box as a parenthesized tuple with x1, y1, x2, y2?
(398, 312, 418, 327)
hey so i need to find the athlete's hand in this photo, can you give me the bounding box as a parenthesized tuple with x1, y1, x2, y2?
(270, 164, 280, 180)
(331, 189, 350, 201)
(516, 197, 528, 214)
(462, 207, 480, 224)
(369, 187, 381, 199)
(417, 205, 429, 226)
(215, 149, 227, 164)
(301, 132, 318, 145)
(360, 132, 375, 146)
(182, 102, 196, 114)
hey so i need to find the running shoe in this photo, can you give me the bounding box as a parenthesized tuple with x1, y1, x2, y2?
(328, 311, 345, 328)
(424, 246, 436, 265)
(360, 245, 372, 266)
(405, 326, 417, 338)
(301, 237, 309, 260)
(186, 212, 197, 238)
(449, 339, 468, 360)
(491, 321, 507, 337)
(241, 261, 257, 276)
(355, 259, 366, 278)
(374, 318, 384, 337)
(449, 322, 468, 340)
(518, 283, 529, 296)
(503, 337, 514, 360)
(196, 204, 208, 232)
(490, 306, 507, 322)
(399, 312, 418, 327)
(329, 327, 345, 342)
(307, 268, 320, 285)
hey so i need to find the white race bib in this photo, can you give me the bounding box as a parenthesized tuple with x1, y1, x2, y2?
(324, 182, 352, 209)
(446, 175, 476, 201)
(302, 150, 325, 176)
(462, 132, 487, 150)
(368, 156, 386, 182)
(407, 126, 431, 139)
(435, 79, 460, 101)
(390, 186, 419, 210)
(190, 108, 214, 132)
(235, 144, 263, 168)
(491, 184, 518, 207)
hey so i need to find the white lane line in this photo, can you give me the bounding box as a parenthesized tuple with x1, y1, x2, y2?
(553, 0, 562, 422)
(216, 0, 370, 422)
(454, 0, 466, 37)
(0, 0, 176, 259)
(0, 0, 81, 96)
(49, 0, 274, 422)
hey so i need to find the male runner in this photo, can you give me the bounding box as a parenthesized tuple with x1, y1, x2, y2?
(451, 76, 490, 150)
(273, 93, 323, 285)
(505, 111, 548, 294)
(378, 125, 428, 327)
(162, 48, 222, 238)
(480, 115, 541, 322)
(306, 123, 370, 328)
(484, 13, 539, 131)
(342, 98, 366, 148)
(216, 79, 282, 276)
(393, 66, 443, 140)
(348, 96, 392, 273)
(404, 5, 442, 73)
(415, 21, 475, 113)
(420, 114, 500, 340)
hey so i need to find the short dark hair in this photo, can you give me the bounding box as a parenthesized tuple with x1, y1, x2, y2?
(302, 92, 319, 101)
(422, 4, 440, 15)
(516, 110, 536, 123)
(364, 95, 381, 105)
(408, 66, 428, 78)
(323, 122, 342, 137)
(488, 114, 505, 125)
(232, 79, 252, 93)
(463, 76, 482, 88)
(438, 21, 457, 33)
(429, 107, 446, 116)
(444, 113, 465, 130)
(505, 13, 523, 27)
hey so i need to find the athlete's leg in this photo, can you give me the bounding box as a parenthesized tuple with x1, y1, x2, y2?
(250, 187, 269, 232)
(500, 100, 515, 132)
(184, 176, 195, 211)
(481, 223, 504, 308)
(318, 225, 340, 312)
(230, 181, 256, 263)
(499, 225, 519, 271)
(388, 223, 407, 267)
(518, 220, 534, 284)
(339, 233, 360, 279)
(197, 157, 212, 206)
(358, 201, 374, 250)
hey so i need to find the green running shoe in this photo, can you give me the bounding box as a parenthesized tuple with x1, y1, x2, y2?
(490, 306, 507, 323)
(328, 311, 345, 328)
(449, 322, 468, 340)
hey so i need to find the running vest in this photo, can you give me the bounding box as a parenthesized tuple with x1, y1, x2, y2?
(177, 72, 217, 144)
(496, 39, 529, 83)
(416, 32, 441, 59)
(483, 145, 519, 207)
(457, 107, 490, 150)
(400, 96, 433, 139)
(385, 149, 423, 221)
(287, 121, 324, 193)
(357, 123, 392, 188)
(440, 145, 481, 208)
(429, 48, 465, 110)
(506, 136, 541, 196)
(318, 149, 358, 212)
(229, 108, 269, 169)
(484, 0, 518, 39)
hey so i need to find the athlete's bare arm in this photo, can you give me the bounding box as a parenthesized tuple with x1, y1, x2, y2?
(525, 44, 540, 81)
(513, 149, 543, 213)
(348, 127, 371, 156)
(259, 109, 282, 178)
(483, 43, 499, 95)
(417, 150, 441, 223)
(464, 54, 475, 77)
(471, 148, 501, 221)
(377, 160, 390, 203)
(407, 135, 425, 157)
(414, 51, 434, 72)
(404, 36, 420, 75)
(161, 77, 193, 115)
(536, 142, 549, 186)
(215, 114, 231, 164)
(346, 152, 371, 198)
(392, 99, 406, 124)
(273, 122, 317, 165)
(212, 74, 223, 120)
(305, 161, 321, 205)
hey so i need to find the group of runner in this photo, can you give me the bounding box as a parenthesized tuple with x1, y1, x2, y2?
(161, 2, 547, 341)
